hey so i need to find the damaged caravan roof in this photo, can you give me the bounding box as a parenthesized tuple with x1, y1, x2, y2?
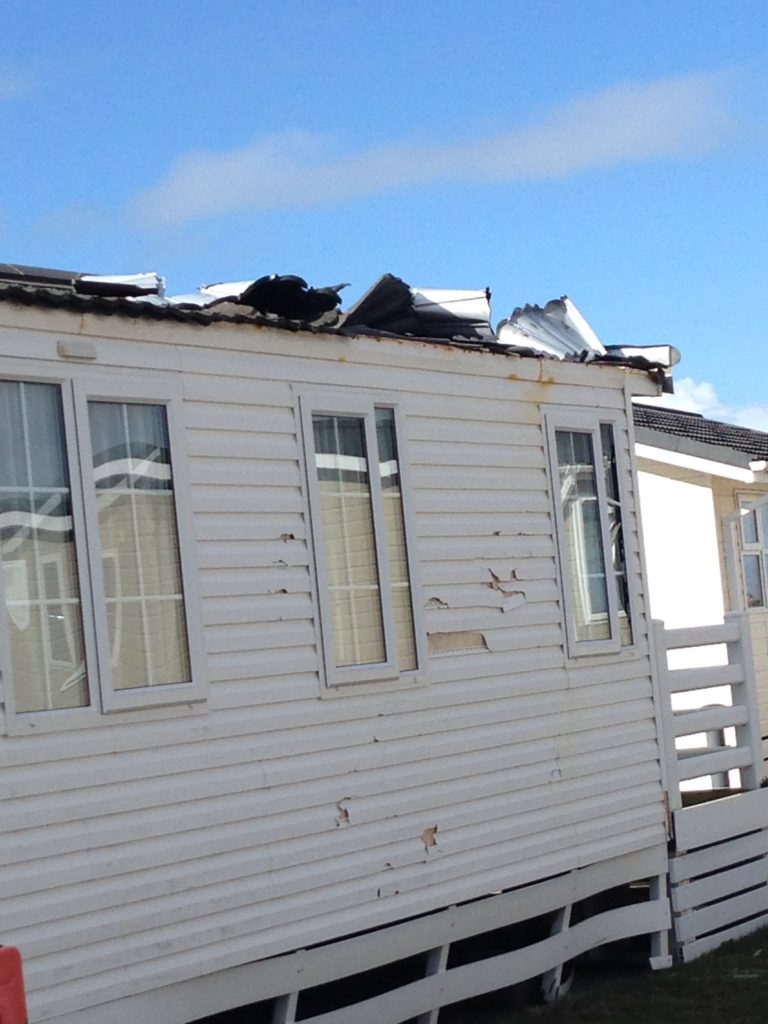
(0, 262, 679, 386)
(338, 274, 494, 343)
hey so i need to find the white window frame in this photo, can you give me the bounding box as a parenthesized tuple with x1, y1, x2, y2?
(545, 409, 633, 658)
(0, 371, 205, 732)
(300, 391, 424, 688)
(732, 493, 768, 609)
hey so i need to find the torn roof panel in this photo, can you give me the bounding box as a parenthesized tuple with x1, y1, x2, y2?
(0, 263, 82, 287)
(76, 272, 165, 298)
(339, 274, 493, 342)
(496, 296, 606, 360)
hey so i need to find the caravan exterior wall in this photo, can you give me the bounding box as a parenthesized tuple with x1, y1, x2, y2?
(0, 300, 667, 1023)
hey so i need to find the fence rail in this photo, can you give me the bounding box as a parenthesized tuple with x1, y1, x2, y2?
(652, 612, 764, 810)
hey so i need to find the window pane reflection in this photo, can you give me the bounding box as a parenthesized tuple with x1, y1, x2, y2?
(313, 414, 386, 667)
(89, 401, 190, 689)
(0, 381, 89, 712)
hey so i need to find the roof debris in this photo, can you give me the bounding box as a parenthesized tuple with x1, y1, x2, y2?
(76, 272, 165, 298)
(497, 296, 606, 360)
(0, 261, 678, 383)
(339, 273, 493, 342)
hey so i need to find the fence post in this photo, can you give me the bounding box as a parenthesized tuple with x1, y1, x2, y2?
(650, 619, 681, 816)
(725, 610, 764, 791)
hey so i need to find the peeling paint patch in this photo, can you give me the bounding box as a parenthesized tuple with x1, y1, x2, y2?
(335, 799, 351, 827)
(421, 825, 438, 851)
(428, 631, 488, 653)
(279, 532, 296, 543)
(426, 596, 449, 609)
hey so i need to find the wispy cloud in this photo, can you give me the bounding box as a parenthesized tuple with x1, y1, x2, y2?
(130, 70, 736, 228)
(0, 63, 34, 101)
(650, 377, 768, 432)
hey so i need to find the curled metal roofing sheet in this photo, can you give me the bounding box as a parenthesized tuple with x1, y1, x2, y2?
(339, 274, 494, 342)
(497, 296, 606, 359)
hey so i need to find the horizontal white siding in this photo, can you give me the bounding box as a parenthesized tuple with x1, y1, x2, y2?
(0, 308, 666, 1022)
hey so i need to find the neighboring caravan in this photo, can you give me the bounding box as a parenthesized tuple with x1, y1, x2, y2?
(0, 266, 675, 1023)
(634, 402, 768, 745)
(633, 402, 768, 959)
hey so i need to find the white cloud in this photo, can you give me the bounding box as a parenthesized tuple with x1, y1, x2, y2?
(649, 377, 768, 432)
(131, 70, 735, 227)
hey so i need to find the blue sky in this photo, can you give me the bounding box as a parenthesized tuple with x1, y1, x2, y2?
(2, 1, 768, 424)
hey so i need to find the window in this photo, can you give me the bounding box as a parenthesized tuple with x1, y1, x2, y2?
(0, 376, 202, 726)
(301, 394, 420, 686)
(736, 496, 768, 608)
(546, 412, 633, 655)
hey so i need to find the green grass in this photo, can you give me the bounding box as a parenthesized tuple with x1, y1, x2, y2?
(444, 927, 768, 1024)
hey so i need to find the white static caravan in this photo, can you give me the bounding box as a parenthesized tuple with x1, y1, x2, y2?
(0, 270, 674, 1024)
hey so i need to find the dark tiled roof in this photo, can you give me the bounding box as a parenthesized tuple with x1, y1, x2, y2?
(634, 402, 768, 466)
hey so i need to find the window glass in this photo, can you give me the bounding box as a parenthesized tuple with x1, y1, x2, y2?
(600, 423, 632, 645)
(376, 409, 417, 671)
(312, 414, 386, 668)
(0, 381, 89, 712)
(555, 429, 610, 642)
(741, 508, 759, 546)
(743, 553, 764, 608)
(737, 499, 768, 609)
(88, 401, 190, 690)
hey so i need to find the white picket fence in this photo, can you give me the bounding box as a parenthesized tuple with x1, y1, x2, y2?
(653, 613, 768, 960)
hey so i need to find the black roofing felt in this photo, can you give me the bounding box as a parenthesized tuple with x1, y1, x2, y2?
(633, 403, 768, 465)
(238, 275, 346, 324)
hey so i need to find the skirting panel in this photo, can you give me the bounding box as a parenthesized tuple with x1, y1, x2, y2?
(45, 844, 669, 1024)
